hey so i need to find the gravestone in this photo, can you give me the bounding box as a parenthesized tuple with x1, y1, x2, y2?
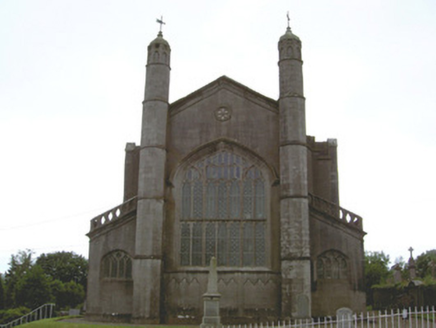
(68, 308, 80, 316)
(200, 257, 222, 328)
(297, 295, 310, 318)
(336, 307, 353, 328)
(393, 264, 402, 284)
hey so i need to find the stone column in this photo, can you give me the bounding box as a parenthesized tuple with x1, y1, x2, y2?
(278, 27, 311, 319)
(133, 31, 171, 323)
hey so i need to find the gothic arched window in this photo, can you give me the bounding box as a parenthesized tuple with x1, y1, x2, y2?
(316, 250, 348, 280)
(179, 151, 267, 267)
(102, 250, 132, 279)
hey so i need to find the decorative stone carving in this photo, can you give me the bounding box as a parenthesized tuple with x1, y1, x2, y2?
(214, 107, 232, 122)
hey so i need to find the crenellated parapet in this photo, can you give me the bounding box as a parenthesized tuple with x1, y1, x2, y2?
(309, 193, 363, 230)
(89, 196, 137, 232)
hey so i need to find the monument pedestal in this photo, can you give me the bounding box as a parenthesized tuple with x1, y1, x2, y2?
(200, 257, 222, 328)
(200, 293, 222, 328)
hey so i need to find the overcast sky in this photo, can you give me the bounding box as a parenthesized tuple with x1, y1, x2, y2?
(1, 0, 435, 273)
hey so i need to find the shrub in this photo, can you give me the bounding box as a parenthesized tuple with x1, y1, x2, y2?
(0, 306, 30, 324)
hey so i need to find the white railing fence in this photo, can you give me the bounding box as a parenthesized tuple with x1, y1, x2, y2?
(0, 303, 55, 328)
(221, 307, 436, 328)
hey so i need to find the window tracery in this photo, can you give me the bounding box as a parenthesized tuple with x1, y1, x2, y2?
(317, 250, 348, 280)
(179, 150, 267, 267)
(102, 250, 132, 279)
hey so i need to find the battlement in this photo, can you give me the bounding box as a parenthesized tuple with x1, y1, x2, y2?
(309, 193, 363, 230)
(89, 197, 137, 232)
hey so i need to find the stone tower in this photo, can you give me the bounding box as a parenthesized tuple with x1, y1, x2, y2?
(278, 26, 311, 318)
(133, 31, 171, 323)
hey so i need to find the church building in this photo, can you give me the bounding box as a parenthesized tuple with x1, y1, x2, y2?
(86, 23, 366, 324)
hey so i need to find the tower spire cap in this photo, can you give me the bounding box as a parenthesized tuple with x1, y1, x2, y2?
(280, 12, 300, 42)
(149, 16, 169, 47)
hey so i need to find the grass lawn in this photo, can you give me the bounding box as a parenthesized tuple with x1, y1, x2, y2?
(19, 316, 197, 328)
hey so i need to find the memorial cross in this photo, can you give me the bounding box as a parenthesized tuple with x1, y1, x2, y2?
(408, 247, 414, 258)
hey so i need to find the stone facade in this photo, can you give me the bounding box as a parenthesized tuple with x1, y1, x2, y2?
(86, 26, 366, 324)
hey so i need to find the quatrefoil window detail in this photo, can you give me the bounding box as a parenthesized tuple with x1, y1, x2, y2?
(214, 107, 232, 122)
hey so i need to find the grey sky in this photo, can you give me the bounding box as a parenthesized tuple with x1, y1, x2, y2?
(1, 0, 435, 272)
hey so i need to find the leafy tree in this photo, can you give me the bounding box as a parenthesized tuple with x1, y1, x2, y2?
(14, 265, 51, 309)
(2, 249, 88, 311)
(4, 250, 34, 308)
(0, 274, 5, 310)
(365, 251, 390, 306)
(57, 281, 85, 309)
(416, 250, 436, 278)
(36, 252, 88, 290)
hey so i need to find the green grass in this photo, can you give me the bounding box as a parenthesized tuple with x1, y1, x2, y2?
(20, 317, 133, 328)
(19, 316, 197, 328)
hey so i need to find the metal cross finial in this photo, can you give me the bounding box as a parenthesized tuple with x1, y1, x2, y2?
(408, 247, 414, 258)
(287, 11, 290, 29)
(156, 15, 166, 32)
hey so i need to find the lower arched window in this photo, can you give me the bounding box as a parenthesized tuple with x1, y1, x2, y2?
(179, 150, 267, 267)
(102, 250, 132, 279)
(317, 250, 348, 280)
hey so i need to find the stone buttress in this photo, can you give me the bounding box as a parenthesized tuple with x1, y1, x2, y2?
(278, 27, 311, 318)
(133, 31, 171, 323)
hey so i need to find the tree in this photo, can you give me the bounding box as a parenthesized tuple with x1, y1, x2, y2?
(56, 280, 85, 309)
(416, 250, 436, 279)
(4, 250, 34, 308)
(36, 252, 88, 290)
(14, 265, 51, 310)
(365, 251, 390, 306)
(0, 274, 5, 310)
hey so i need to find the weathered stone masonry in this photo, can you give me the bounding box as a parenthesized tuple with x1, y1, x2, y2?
(86, 25, 366, 324)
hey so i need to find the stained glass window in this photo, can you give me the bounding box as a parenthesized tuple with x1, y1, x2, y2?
(206, 182, 216, 219)
(217, 223, 227, 266)
(229, 222, 240, 266)
(182, 182, 191, 219)
(192, 223, 203, 265)
(229, 181, 240, 219)
(243, 223, 254, 266)
(179, 150, 267, 267)
(255, 222, 266, 266)
(205, 223, 216, 265)
(180, 223, 191, 265)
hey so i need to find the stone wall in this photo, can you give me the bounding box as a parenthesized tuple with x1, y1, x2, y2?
(86, 214, 136, 321)
(164, 271, 280, 324)
(309, 209, 366, 316)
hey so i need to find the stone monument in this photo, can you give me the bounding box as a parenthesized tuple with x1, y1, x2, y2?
(408, 247, 416, 280)
(201, 257, 222, 328)
(393, 264, 402, 284)
(336, 307, 353, 328)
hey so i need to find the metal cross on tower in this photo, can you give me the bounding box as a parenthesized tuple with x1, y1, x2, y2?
(156, 16, 166, 32)
(287, 11, 290, 28)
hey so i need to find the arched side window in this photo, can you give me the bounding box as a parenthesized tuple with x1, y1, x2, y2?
(102, 250, 132, 279)
(179, 150, 267, 267)
(317, 250, 348, 280)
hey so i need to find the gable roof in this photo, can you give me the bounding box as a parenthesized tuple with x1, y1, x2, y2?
(169, 76, 278, 116)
